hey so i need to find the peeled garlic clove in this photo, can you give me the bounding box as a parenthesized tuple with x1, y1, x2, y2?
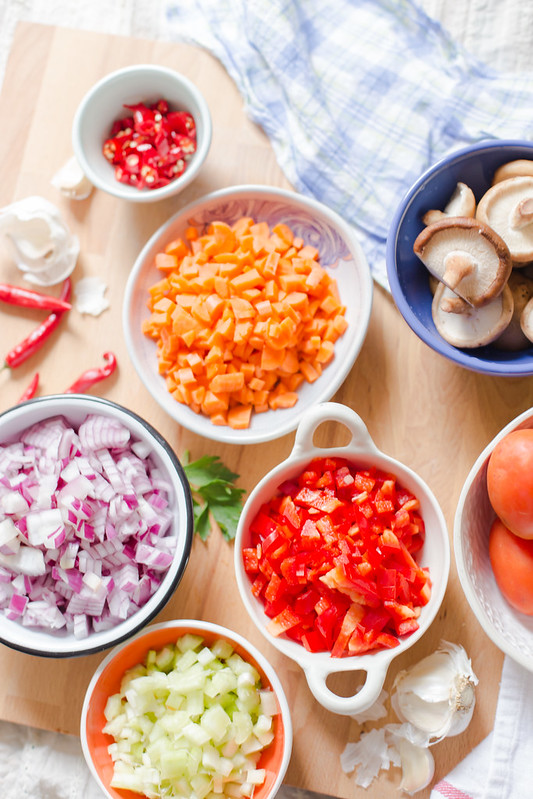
(391, 641, 478, 744)
(396, 736, 435, 795)
(51, 156, 93, 200)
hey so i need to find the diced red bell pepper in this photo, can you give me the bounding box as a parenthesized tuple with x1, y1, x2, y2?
(243, 456, 431, 658)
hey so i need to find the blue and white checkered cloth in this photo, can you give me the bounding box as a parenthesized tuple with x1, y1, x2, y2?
(166, 0, 533, 287)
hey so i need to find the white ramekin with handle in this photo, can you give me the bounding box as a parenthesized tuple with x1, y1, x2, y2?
(234, 402, 450, 716)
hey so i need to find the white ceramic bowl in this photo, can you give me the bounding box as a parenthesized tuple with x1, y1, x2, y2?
(81, 619, 293, 799)
(454, 408, 533, 671)
(123, 185, 373, 445)
(72, 64, 212, 203)
(0, 394, 193, 657)
(234, 402, 450, 715)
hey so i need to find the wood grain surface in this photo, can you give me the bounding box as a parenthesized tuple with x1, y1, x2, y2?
(0, 21, 532, 798)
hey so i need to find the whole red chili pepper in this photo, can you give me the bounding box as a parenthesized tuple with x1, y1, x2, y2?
(4, 278, 72, 369)
(0, 283, 72, 312)
(64, 352, 117, 394)
(17, 373, 39, 403)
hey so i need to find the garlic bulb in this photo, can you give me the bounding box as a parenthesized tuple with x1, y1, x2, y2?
(0, 196, 79, 286)
(391, 641, 478, 745)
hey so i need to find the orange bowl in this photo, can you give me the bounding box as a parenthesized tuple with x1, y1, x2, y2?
(81, 619, 292, 799)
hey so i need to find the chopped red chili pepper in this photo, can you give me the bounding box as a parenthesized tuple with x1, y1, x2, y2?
(0, 284, 72, 312)
(243, 457, 432, 658)
(17, 372, 39, 403)
(4, 279, 72, 369)
(64, 352, 117, 394)
(102, 99, 197, 191)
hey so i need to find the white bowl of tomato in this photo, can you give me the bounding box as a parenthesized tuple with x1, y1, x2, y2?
(72, 64, 212, 203)
(234, 401, 450, 716)
(454, 407, 533, 672)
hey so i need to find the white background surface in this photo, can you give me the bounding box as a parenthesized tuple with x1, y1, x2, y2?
(0, 0, 532, 796)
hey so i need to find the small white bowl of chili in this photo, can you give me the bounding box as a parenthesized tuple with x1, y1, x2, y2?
(234, 402, 450, 716)
(72, 64, 212, 203)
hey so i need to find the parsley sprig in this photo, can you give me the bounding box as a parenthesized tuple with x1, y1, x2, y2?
(183, 453, 246, 541)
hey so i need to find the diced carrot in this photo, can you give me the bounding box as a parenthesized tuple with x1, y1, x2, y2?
(143, 217, 348, 428)
(209, 372, 245, 394)
(185, 226, 199, 241)
(227, 405, 252, 429)
(299, 360, 321, 383)
(164, 238, 189, 258)
(299, 244, 319, 260)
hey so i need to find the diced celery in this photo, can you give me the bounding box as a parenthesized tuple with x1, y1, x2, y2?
(159, 748, 193, 779)
(211, 639, 234, 660)
(104, 636, 277, 799)
(191, 772, 213, 799)
(226, 654, 260, 683)
(205, 668, 238, 699)
(183, 721, 211, 746)
(201, 704, 231, 742)
(197, 646, 217, 666)
(156, 644, 177, 672)
(177, 633, 204, 653)
(246, 768, 266, 785)
(184, 689, 205, 717)
(104, 693, 123, 721)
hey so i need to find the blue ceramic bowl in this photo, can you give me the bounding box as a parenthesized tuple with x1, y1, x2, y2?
(386, 139, 533, 376)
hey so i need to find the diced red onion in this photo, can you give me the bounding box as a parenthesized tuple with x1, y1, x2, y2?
(0, 414, 178, 634)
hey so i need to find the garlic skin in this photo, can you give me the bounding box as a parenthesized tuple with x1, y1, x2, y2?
(74, 276, 109, 317)
(391, 641, 478, 745)
(51, 156, 93, 200)
(0, 196, 80, 286)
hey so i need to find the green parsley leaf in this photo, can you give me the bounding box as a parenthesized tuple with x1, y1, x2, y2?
(183, 453, 246, 541)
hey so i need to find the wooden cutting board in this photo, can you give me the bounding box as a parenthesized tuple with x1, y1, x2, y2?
(0, 20, 530, 798)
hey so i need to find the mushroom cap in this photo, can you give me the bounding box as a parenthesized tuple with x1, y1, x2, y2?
(476, 176, 533, 263)
(492, 160, 533, 185)
(421, 181, 476, 226)
(413, 216, 512, 307)
(494, 271, 533, 350)
(432, 282, 514, 348)
(520, 295, 533, 344)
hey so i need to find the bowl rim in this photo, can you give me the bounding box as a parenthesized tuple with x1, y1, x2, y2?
(386, 138, 533, 376)
(80, 618, 293, 799)
(122, 183, 374, 444)
(0, 394, 194, 658)
(72, 63, 213, 203)
(453, 405, 533, 671)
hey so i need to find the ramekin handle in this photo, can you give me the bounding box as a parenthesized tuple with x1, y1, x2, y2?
(291, 402, 378, 459)
(303, 662, 388, 716)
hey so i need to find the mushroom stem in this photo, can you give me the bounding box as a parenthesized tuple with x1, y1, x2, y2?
(442, 251, 475, 291)
(440, 294, 471, 314)
(510, 198, 533, 230)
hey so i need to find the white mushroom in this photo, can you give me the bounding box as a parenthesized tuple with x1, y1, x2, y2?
(432, 282, 513, 348)
(476, 176, 533, 264)
(492, 159, 533, 185)
(422, 181, 476, 225)
(413, 217, 512, 307)
(494, 271, 533, 350)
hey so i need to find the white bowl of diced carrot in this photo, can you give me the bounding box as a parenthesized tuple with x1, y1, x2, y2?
(123, 185, 373, 444)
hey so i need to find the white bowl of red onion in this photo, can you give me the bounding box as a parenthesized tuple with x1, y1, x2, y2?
(0, 394, 193, 657)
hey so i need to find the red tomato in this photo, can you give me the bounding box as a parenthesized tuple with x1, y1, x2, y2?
(487, 429, 533, 539)
(489, 517, 533, 615)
